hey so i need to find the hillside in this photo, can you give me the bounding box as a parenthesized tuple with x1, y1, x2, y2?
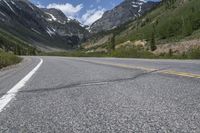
(0, 28, 37, 55)
(82, 0, 200, 58)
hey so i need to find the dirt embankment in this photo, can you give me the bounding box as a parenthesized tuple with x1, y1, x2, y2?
(154, 39, 200, 55)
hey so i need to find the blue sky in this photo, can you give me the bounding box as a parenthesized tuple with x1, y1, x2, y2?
(31, 0, 160, 25)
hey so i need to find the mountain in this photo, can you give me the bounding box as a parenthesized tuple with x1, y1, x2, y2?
(82, 0, 200, 57)
(0, 0, 89, 51)
(41, 8, 88, 39)
(90, 0, 159, 33)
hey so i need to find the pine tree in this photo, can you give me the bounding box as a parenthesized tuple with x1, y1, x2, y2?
(150, 32, 157, 51)
(169, 49, 173, 56)
(15, 45, 21, 55)
(182, 17, 193, 36)
(110, 34, 116, 51)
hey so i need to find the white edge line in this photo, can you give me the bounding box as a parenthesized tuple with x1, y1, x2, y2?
(0, 58, 43, 112)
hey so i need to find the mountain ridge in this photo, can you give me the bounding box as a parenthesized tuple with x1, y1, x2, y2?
(90, 0, 159, 33)
(0, 0, 89, 51)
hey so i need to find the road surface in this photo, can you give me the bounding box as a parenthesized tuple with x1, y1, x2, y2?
(0, 56, 200, 132)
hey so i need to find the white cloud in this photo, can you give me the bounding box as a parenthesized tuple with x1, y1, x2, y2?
(81, 8, 105, 26)
(46, 3, 83, 19)
(35, 1, 45, 8)
(34, 1, 105, 26)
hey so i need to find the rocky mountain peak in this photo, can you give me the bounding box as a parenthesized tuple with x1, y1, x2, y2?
(90, 0, 159, 33)
(42, 8, 69, 24)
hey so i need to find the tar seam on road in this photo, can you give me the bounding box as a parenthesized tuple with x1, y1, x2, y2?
(70, 58, 200, 79)
(0, 58, 43, 112)
(8, 69, 156, 94)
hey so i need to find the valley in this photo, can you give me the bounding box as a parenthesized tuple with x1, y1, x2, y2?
(0, 0, 200, 60)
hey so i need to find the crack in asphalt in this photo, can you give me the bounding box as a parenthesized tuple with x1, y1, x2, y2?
(0, 67, 170, 98)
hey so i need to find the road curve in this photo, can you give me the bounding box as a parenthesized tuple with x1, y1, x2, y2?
(0, 56, 200, 132)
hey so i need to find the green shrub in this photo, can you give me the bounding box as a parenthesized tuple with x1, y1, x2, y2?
(111, 47, 155, 58)
(187, 48, 200, 59)
(0, 50, 22, 69)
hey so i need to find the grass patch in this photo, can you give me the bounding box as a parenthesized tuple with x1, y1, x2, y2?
(41, 51, 109, 57)
(42, 46, 200, 60)
(0, 50, 22, 69)
(186, 48, 200, 59)
(110, 48, 155, 58)
(41, 47, 156, 59)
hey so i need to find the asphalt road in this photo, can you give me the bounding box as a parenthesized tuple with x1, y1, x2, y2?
(0, 56, 200, 132)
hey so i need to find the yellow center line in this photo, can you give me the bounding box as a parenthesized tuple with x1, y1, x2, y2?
(160, 70, 200, 79)
(70, 58, 200, 79)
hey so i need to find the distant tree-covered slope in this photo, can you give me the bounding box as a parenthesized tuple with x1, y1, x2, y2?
(0, 28, 38, 55)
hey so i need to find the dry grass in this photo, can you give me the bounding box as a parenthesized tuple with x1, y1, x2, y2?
(0, 51, 22, 69)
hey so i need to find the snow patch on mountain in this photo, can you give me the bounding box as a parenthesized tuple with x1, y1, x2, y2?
(132, 0, 145, 16)
(28, 3, 35, 10)
(0, 11, 6, 17)
(46, 27, 56, 37)
(10, 0, 15, 6)
(31, 28, 41, 35)
(45, 11, 68, 24)
(45, 12, 57, 21)
(58, 20, 67, 24)
(139, 0, 147, 3)
(3, 0, 15, 13)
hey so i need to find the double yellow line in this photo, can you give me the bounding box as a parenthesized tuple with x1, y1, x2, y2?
(160, 70, 200, 79)
(71, 58, 200, 79)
